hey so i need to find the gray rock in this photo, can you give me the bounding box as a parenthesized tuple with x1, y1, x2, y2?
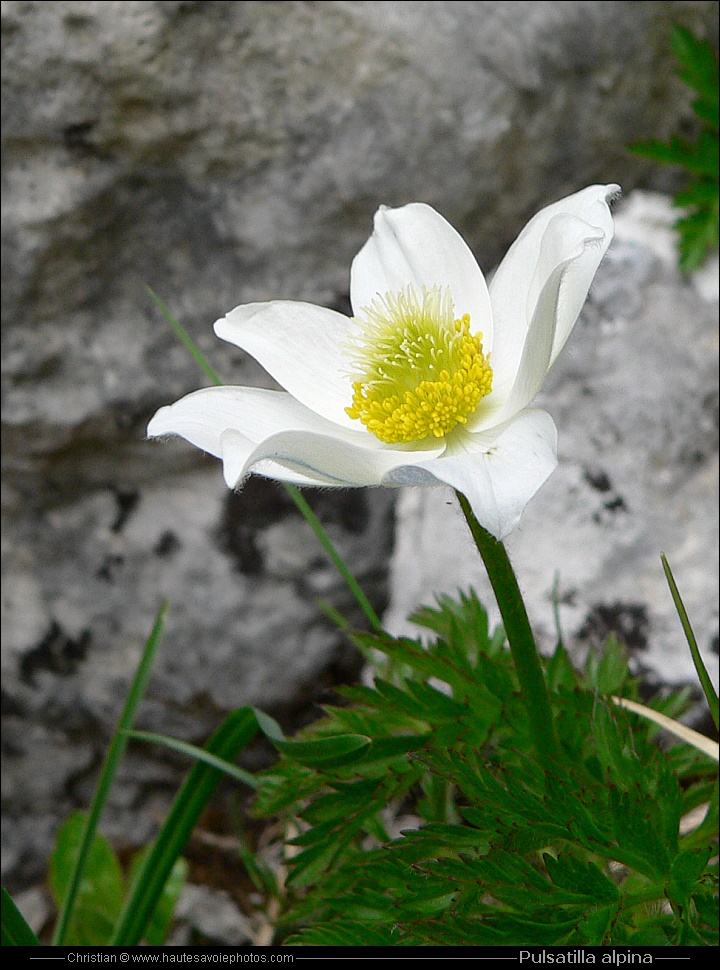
(1, 467, 393, 886)
(13, 886, 51, 937)
(2, 1, 716, 438)
(385, 192, 719, 693)
(171, 884, 254, 947)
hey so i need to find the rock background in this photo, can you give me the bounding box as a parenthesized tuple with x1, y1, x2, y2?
(2, 0, 718, 892)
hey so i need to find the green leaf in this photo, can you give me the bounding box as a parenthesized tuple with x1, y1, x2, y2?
(302, 779, 382, 825)
(631, 133, 718, 176)
(369, 678, 434, 722)
(247, 584, 719, 946)
(608, 787, 668, 879)
(1, 885, 41, 946)
(585, 635, 630, 695)
(592, 702, 634, 782)
(110, 706, 260, 946)
(274, 734, 372, 768)
(471, 912, 580, 946)
(575, 904, 617, 945)
(667, 844, 713, 909)
(662, 554, 720, 731)
(405, 680, 468, 719)
(544, 851, 620, 902)
(128, 850, 187, 946)
(547, 640, 577, 692)
(400, 822, 491, 851)
(359, 734, 429, 764)
(287, 920, 399, 947)
(543, 774, 610, 846)
(51, 601, 168, 946)
(286, 833, 351, 889)
(694, 884, 720, 930)
(627, 26, 718, 273)
(674, 178, 720, 207)
(401, 890, 458, 917)
(409, 588, 495, 664)
(237, 838, 279, 898)
(124, 730, 259, 788)
(49, 812, 125, 946)
(677, 201, 720, 272)
(252, 708, 285, 743)
(671, 25, 720, 112)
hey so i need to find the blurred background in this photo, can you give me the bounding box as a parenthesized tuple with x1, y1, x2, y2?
(2, 0, 718, 929)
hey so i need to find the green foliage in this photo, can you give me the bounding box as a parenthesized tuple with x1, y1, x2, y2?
(662, 553, 719, 731)
(630, 25, 719, 272)
(49, 812, 186, 946)
(110, 705, 265, 946)
(127, 848, 187, 947)
(8, 599, 267, 949)
(1, 885, 41, 946)
(51, 600, 170, 946)
(250, 592, 718, 947)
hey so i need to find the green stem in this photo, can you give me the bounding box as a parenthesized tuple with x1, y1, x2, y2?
(456, 491, 559, 766)
(285, 483, 383, 632)
(52, 601, 169, 945)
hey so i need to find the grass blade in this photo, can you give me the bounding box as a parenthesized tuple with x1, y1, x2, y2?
(147, 288, 222, 387)
(52, 601, 169, 945)
(109, 706, 261, 946)
(1, 885, 41, 946)
(124, 729, 258, 789)
(661, 554, 719, 731)
(284, 483, 383, 632)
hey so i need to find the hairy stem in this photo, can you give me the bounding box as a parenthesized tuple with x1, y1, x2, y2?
(456, 492, 559, 765)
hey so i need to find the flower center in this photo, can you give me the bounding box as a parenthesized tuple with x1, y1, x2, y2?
(345, 285, 493, 444)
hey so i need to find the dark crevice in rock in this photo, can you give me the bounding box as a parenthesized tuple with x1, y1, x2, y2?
(19, 621, 92, 686)
(314, 490, 371, 535)
(154, 529, 182, 558)
(217, 480, 375, 575)
(591, 500, 629, 525)
(0, 689, 26, 719)
(111, 487, 140, 533)
(97, 553, 125, 582)
(577, 602, 650, 653)
(584, 467, 612, 492)
(63, 120, 100, 154)
(602, 495, 628, 515)
(586, 467, 629, 522)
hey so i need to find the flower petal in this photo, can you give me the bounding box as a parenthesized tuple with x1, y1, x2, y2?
(489, 184, 619, 393)
(238, 430, 446, 488)
(214, 302, 358, 428)
(470, 215, 604, 428)
(147, 385, 362, 458)
(219, 430, 334, 488)
(350, 203, 493, 352)
(383, 409, 558, 540)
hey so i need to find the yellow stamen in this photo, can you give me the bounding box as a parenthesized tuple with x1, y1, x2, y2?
(345, 285, 493, 444)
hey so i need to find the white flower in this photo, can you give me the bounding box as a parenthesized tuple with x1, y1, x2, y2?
(148, 185, 619, 539)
